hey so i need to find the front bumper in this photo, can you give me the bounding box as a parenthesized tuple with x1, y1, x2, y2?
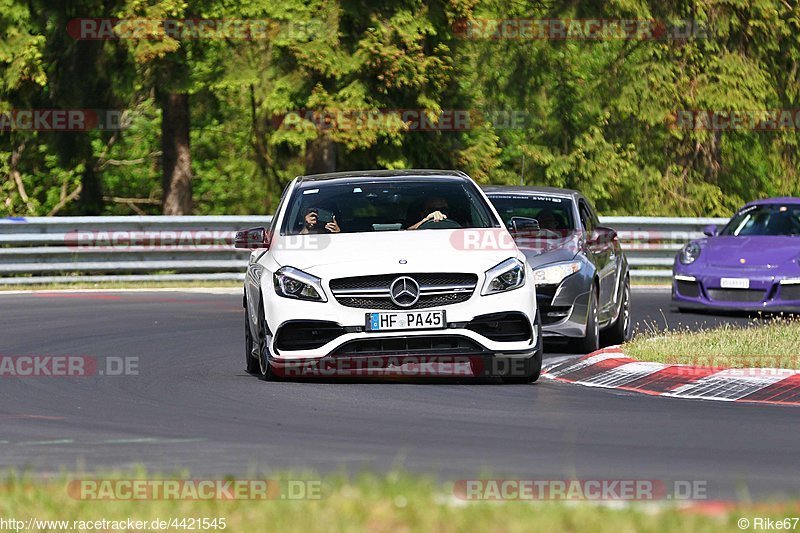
(671, 265, 800, 312)
(263, 278, 540, 360)
(536, 272, 591, 339)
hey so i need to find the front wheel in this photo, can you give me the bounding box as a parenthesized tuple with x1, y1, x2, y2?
(501, 351, 543, 384)
(571, 286, 600, 354)
(602, 276, 632, 346)
(244, 313, 259, 374)
(257, 308, 277, 381)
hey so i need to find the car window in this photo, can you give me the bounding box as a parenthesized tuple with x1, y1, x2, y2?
(269, 183, 291, 236)
(280, 179, 499, 235)
(578, 201, 595, 233)
(720, 204, 800, 236)
(487, 194, 576, 233)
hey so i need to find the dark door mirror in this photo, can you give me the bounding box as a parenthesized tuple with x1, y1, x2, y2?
(702, 224, 718, 237)
(234, 227, 270, 249)
(589, 225, 617, 244)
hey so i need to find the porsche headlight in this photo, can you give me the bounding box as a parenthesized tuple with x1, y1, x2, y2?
(679, 242, 701, 265)
(273, 266, 327, 302)
(533, 261, 581, 286)
(482, 258, 526, 295)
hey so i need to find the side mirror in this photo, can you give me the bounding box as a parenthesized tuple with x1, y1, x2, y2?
(589, 225, 617, 244)
(703, 224, 718, 237)
(234, 227, 270, 249)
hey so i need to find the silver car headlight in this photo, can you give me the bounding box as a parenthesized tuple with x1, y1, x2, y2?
(273, 266, 327, 302)
(679, 242, 701, 265)
(482, 258, 526, 295)
(533, 261, 581, 286)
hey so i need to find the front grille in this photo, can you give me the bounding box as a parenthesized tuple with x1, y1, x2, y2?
(331, 335, 486, 356)
(330, 273, 478, 310)
(707, 289, 766, 303)
(466, 312, 532, 342)
(779, 284, 800, 301)
(275, 321, 347, 351)
(536, 285, 558, 307)
(535, 285, 564, 324)
(541, 307, 572, 325)
(676, 280, 701, 298)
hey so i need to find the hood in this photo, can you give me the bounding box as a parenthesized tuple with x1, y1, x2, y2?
(514, 233, 581, 269)
(266, 229, 523, 278)
(700, 236, 800, 269)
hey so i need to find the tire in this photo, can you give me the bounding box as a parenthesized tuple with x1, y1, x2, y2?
(501, 350, 543, 384)
(257, 307, 277, 381)
(572, 284, 600, 354)
(244, 312, 259, 374)
(602, 276, 632, 346)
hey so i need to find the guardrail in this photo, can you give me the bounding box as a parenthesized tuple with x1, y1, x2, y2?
(0, 215, 727, 284)
(600, 216, 727, 278)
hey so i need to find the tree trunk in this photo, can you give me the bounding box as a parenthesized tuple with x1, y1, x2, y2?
(161, 92, 193, 215)
(305, 136, 336, 175)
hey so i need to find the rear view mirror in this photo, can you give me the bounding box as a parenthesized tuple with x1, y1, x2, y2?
(234, 227, 270, 249)
(509, 216, 540, 233)
(703, 224, 718, 237)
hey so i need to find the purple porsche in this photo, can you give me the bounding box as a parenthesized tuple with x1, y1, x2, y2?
(672, 197, 800, 313)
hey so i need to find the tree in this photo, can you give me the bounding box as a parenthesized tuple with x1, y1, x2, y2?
(118, 0, 198, 214)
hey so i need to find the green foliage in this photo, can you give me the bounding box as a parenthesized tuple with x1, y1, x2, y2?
(1, 0, 800, 216)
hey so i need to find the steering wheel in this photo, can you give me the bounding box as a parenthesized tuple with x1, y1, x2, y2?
(418, 218, 462, 230)
(537, 228, 562, 238)
(508, 221, 561, 239)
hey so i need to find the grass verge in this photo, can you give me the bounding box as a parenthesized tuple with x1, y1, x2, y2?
(1, 470, 797, 532)
(625, 319, 800, 368)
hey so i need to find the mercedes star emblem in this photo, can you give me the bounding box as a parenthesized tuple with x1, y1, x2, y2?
(389, 276, 420, 307)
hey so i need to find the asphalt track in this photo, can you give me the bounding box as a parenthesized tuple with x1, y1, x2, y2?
(0, 287, 796, 501)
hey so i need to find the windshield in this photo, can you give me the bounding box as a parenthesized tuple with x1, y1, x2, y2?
(280, 179, 498, 235)
(720, 204, 800, 236)
(487, 194, 576, 236)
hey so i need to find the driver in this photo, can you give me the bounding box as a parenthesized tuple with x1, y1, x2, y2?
(407, 197, 449, 230)
(300, 207, 341, 234)
(535, 209, 557, 231)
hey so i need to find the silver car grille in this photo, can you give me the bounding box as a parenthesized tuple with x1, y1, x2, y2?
(329, 273, 478, 310)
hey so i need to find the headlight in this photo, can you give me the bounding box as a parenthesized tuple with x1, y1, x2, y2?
(533, 261, 581, 286)
(273, 266, 327, 302)
(482, 258, 526, 295)
(679, 242, 701, 265)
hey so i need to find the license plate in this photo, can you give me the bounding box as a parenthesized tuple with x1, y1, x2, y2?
(366, 310, 446, 332)
(720, 277, 750, 289)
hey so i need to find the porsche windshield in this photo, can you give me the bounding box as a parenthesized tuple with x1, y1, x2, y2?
(720, 204, 800, 236)
(281, 179, 498, 235)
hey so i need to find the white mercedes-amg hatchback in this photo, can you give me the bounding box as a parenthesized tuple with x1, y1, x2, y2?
(236, 170, 542, 382)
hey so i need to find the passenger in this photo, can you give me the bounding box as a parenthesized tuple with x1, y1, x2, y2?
(300, 207, 341, 234)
